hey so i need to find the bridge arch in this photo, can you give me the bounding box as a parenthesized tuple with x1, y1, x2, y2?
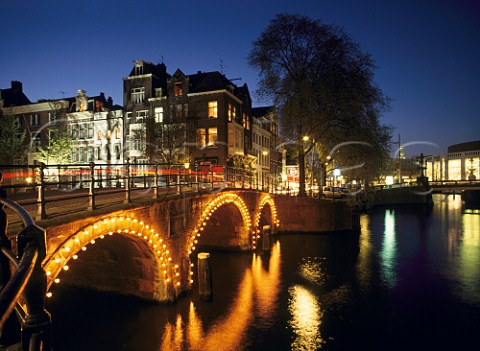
(186, 192, 253, 285)
(252, 194, 280, 249)
(44, 215, 180, 302)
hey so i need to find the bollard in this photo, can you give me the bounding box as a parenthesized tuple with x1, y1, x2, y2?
(262, 225, 271, 252)
(197, 252, 212, 300)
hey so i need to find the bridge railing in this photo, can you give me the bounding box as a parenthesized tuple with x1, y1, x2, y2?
(0, 162, 289, 220)
(0, 194, 51, 350)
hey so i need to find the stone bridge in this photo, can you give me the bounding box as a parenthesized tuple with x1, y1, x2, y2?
(36, 189, 355, 303)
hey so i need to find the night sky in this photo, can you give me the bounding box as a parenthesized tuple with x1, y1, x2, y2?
(1, 0, 479, 157)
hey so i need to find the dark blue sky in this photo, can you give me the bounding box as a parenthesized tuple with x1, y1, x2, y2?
(1, 0, 479, 157)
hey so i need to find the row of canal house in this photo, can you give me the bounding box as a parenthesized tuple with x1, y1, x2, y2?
(0, 60, 284, 187)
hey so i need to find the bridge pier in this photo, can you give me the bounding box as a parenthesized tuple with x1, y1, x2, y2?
(197, 252, 212, 300)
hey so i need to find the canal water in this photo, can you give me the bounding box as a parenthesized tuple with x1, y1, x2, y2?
(48, 194, 480, 351)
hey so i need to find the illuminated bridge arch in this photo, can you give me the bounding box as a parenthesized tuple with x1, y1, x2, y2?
(186, 192, 253, 284)
(43, 215, 180, 301)
(252, 194, 280, 248)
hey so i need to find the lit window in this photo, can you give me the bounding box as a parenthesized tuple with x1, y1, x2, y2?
(228, 103, 236, 122)
(174, 83, 183, 97)
(115, 128, 121, 139)
(243, 114, 250, 130)
(154, 107, 164, 123)
(208, 101, 218, 118)
(106, 130, 111, 140)
(448, 159, 461, 180)
(97, 130, 102, 140)
(207, 127, 218, 147)
(196, 129, 206, 148)
(131, 87, 145, 104)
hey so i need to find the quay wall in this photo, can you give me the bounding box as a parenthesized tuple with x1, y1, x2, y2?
(274, 195, 359, 233)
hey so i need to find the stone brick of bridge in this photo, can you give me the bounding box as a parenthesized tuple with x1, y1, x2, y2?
(37, 190, 355, 302)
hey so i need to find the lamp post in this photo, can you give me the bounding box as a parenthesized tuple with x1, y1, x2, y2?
(303, 136, 316, 197)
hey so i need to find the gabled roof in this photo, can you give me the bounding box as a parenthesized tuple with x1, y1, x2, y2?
(188, 71, 237, 93)
(0, 81, 31, 107)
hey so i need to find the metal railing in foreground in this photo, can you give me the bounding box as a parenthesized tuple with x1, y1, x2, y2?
(0, 196, 51, 350)
(0, 161, 287, 220)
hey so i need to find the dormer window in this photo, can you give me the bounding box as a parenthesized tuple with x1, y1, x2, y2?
(135, 62, 144, 75)
(155, 88, 163, 97)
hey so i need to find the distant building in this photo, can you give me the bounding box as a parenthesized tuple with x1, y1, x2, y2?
(1, 81, 122, 166)
(426, 140, 480, 181)
(67, 89, 124, 167)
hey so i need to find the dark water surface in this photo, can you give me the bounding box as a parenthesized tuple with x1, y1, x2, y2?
(48, 194, 480, 350)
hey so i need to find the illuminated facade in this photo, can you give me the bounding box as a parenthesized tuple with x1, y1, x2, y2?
(67, 89, 124, 166)
(122, 60, 257, 168)
(426, 141, 480, 181)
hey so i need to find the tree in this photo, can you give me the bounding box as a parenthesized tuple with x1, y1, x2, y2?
(144, 101, 190, 165)
(249, 13, 392, 194)
(37, 127, 73, 164)
(0, 111, 26, 164)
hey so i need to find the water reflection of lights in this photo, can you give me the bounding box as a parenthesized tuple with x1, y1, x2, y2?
(288, 285, 324, 350)
(299, 257, 326, 285)
(357, 215, 373, 292)
(457, 213, 480, 302)
(159, 241, 282, 350)
(252, 241, 282, 320)
(380, 209, 397, 288)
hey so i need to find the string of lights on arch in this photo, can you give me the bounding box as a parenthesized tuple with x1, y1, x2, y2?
(186, 193, 253, 284)
(43, 215, 180, 298)
(252, 194, 280, 248)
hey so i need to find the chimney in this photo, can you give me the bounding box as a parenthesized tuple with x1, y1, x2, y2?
(11, 80, 23, 93)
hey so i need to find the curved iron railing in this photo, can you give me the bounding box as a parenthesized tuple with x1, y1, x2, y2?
(0, 195, 51, 350)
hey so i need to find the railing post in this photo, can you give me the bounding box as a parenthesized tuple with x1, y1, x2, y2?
(87, 162, 96, 211)
(0, 182, 19, 347)
(153, 163, 159, 199)
(36, 163, 47, 221)
(195, 164, 199, 193)
(124, 158, 131, 204)
(17, 224, 52, 351)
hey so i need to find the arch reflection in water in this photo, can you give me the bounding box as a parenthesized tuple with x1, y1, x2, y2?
(381, 209, 397, 288)
(158, 241, 282, 351)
